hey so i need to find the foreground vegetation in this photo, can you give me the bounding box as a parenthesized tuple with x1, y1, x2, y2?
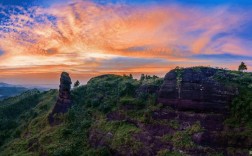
(0, 67, 251, 155)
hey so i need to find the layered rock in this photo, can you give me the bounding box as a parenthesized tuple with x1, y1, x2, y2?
(48, 72, 72, 125)
(156, 67, 251, 155)
(158, 67, 237, 113)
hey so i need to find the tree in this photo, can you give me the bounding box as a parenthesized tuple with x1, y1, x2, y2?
(140, 74, 145, 81)
(74, 80, 80, 88)
(145, 75, 151, 79)
(120, 82, 136, 96)
(238, 62, 247, 72)
(129, 74, 133, 79)
(153, 75, 159, 79)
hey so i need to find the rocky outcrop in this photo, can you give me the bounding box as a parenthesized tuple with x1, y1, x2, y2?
(158, 67, 237, 113)
(48, 72, 72, 125)
(89, 67, 251, 156)
(155, 67, 251, 155)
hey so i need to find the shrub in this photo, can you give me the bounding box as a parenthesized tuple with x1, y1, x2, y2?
(157, 149, 183, 156)
(120, 97, 144, 107)
(171, 131, 195, 149)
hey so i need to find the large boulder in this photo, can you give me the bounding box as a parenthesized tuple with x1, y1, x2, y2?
(156, 67, 252, 154)
(48, 72, 72, 125)
(158, 67, 237, 113)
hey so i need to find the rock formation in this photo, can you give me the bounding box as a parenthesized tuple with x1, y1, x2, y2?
(48, 72, 72, 125)
(158, 67, 237, 113)
(155, 67, 251, 155)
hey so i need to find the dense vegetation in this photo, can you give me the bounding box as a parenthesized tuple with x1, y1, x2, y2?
(213, 69, 252, 126)
(0, 67, 251, 156)
(0, 74, 163, 155)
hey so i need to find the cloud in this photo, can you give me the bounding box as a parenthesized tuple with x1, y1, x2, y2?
(0, 49, 3, 56)
(192, 53, 252, 61)
(0, 0, 251, 85)
(98, 57, 169, 70)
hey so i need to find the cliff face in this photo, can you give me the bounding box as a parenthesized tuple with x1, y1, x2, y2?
(154, 67, 251, 155)
(48, 72, 72, 125)
(158, 67, 237, 113)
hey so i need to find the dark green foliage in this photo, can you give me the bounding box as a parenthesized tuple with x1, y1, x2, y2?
(230, 88, 252, 125)
(140, 74, 161, 84)
(83, 74, 141, 112)
(0, 94, 40, 119)
(74, 80, 80, 88)
(120, 82, 137, 97)
(0, 89, 58, 154)
(0, 74, 161, 155)
(0, 68, 251, 155)
(213, 70, 252, 126)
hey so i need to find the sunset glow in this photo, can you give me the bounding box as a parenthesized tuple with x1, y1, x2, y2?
(0, 0, 251, 87)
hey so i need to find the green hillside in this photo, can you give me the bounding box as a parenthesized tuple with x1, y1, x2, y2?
(0, 67, 251, 156)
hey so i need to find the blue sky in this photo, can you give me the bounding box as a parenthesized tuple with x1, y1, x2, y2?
(1, 0, 252, 6)
(0, 0, 251, 86)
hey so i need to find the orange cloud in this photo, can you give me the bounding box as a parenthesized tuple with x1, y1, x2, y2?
(0, 0, 250, 85)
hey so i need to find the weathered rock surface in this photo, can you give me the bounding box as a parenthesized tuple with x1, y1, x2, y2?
(155, 67, 251, 155)
(158, 67, 237, 113)
(48, 72, 72, 125)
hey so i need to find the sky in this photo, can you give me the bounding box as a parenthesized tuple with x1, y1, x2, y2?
(0, 0, 251, 87)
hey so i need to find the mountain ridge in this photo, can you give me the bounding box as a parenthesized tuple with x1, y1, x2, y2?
(0, 82, 50, 100)
(0, 66, 251, 156)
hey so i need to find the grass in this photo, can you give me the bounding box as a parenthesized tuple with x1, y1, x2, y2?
(0, 67, 252, 155)
(92, 119, 142, 155)
(157, 149, 183, 156)
(161, 134, 173, 142)
(171, 131, 195, 149)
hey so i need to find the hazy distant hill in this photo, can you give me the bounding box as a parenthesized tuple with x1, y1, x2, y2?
(0, 83, 29, 100)
(0, 83, 50, 100)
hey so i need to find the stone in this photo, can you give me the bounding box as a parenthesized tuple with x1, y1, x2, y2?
(155, 67, 252, 153)
(48, 72, 72, 125)
(158, 67, 237, 113)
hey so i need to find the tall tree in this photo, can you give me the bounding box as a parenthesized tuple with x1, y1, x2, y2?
(238, 62, 247, 72)
(129, 74, 133, 79)
(140, 74, 145, 81)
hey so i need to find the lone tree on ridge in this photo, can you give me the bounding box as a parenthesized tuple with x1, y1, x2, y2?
(238, 62, 247, 72)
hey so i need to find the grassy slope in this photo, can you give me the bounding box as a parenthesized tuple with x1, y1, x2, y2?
(0, 68, 251, 156)
(0, 74, 162, 156)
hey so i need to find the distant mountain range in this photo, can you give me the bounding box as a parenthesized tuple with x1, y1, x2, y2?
(0, 82, 49, 100)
